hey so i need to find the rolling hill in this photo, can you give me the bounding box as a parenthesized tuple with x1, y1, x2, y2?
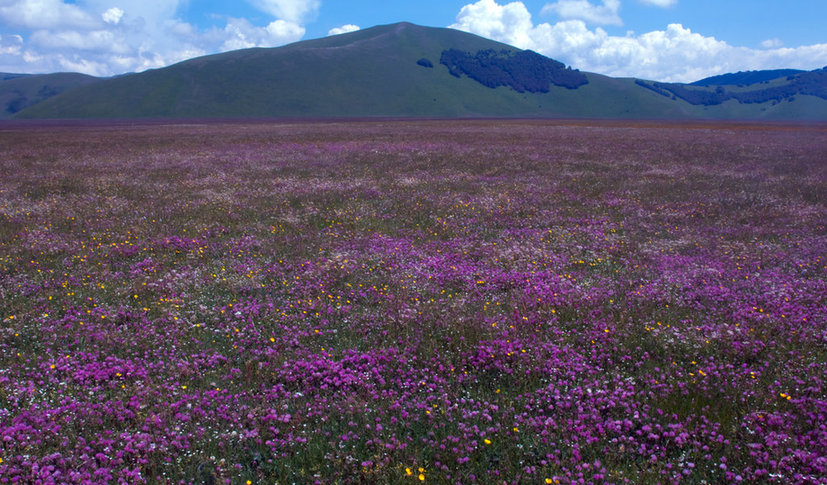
(0, 72, 101, 119)
(11, 22, 827, 120)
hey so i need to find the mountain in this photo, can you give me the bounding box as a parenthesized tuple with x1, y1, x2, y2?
(16, 22, 642, 119)
(0, 72, 101, 119)
(12, 23, 827, 120)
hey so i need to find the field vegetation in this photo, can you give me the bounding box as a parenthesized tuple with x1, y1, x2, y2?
(0, 120, 825, 483)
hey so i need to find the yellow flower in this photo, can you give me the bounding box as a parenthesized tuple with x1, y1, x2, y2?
(484, 438, 492, 445)
(418, 473, 425, 481)
(546, 480, 553, 484)
(406, 468, 412, 476)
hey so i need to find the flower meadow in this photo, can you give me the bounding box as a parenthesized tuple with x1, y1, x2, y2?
(0, 120, 825, 484)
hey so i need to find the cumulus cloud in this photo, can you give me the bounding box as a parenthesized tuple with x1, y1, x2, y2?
(328, 24, 360, 36)
(220, 18, 305, 51)
(101, 7, 124, 25)
(451, 0, 827, 82)
(0, 0, 204, 75)
(761, 38, 783, 49)
(451, 0, 537, 49)
(0, 0, 314, 76)
(246, 0, 321, 24)
(541, 0, 622, 26)
(0, 0, 97, 29)
(30, 29, 128, 54)
(0, 34, 23, 55)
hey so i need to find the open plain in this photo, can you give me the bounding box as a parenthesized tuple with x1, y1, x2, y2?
(0, 120, 825, 483)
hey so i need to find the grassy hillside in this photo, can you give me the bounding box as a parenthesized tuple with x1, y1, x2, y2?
(13, 23, 827, 120)
(14, 23, 680, 119)
(0, 72, 100, 119)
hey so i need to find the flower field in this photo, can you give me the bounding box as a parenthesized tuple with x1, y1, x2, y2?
(0, 120, 825, 484)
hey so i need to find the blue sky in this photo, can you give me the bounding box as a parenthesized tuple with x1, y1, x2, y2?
(1, 0, 825, 82)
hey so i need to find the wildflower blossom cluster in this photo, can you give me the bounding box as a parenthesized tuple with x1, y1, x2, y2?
(0, 120, 825, 483)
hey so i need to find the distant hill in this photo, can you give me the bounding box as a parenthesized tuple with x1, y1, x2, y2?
(0, 72, 101, 119)
(692, 69, 805, 87)
(12, 23, 827, 120)
(636, 68, 827, 108)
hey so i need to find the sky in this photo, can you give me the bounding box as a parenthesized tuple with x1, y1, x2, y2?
(1, 0, 826, 82)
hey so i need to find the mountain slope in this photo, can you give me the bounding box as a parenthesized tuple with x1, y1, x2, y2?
(14, 23, 680, 119)
(13, 23, 827, 120)
(0, 72, 100, 119)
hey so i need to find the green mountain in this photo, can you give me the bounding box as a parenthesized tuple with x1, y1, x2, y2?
(12, 22, 827, 120)
(0, 72, 101, 119)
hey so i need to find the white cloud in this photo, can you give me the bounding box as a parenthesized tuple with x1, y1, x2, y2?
(22, 50, 42, 64)
(82, 0, 183, 27)
(451, 0, 537, 49)
(639, 0, 677, 7)
(0, 34, 23, 55)
(266, 19, 305, 41)
(452, 0, 827, 82)
(328, 24, 360, 36)
(49, 54, 112, 75)
(30, 29, 129, 54)
(0, 0, 97, 29)
(246, 0, 320, 24)
(0, 0, 314, 76)
(102, 7, 124, 25)
(220, 18, 304, 51)
(541, 0, 622, 26)
(761, 38, 783, 49)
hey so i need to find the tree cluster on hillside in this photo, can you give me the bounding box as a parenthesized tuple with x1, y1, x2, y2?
(691, 69, 804, 87)
(440, 48, 588, 93)
(637, 68, 827, 106)
(5, 93, 28, 114)
(2, 85, 63, 116)
(635, 81, 731, 105)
